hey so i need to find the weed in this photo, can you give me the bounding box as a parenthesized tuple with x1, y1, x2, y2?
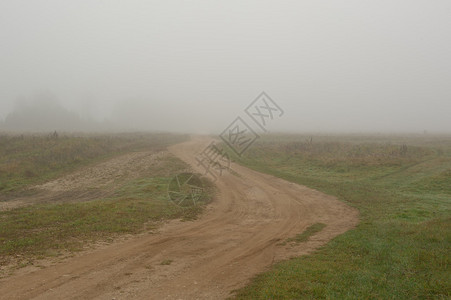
(160, 259, 173, 265)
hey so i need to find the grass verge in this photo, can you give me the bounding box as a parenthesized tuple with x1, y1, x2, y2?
(0, 174, 213, 262)
(282, 223, 327, 245)
(231, 134, 450, 299)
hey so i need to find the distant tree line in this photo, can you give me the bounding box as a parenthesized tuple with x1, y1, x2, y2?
(0, 92, 102, 132)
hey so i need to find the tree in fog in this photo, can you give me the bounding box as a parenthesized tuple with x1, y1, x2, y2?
(3, 92, 85, 131)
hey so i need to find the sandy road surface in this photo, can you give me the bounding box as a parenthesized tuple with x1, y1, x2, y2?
(0, 138, 359, 299)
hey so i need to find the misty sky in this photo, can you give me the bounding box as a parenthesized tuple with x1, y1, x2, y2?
(0, 1, 450, 133)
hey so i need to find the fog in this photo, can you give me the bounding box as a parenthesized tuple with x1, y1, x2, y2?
(0, 1, 450, 133)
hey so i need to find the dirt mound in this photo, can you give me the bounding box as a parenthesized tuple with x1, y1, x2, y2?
(36, 151, 167, 192)
(0, 151, 167, 211)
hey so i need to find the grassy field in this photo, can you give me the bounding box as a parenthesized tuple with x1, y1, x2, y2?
(0, 132, 187, 193)
(0, 133, 214, 272)
(231, 134, 450, 299)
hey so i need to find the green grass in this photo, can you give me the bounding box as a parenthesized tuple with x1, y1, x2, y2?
(0, 133, 214, 271)
(0, 175, 213, 261)
(283, 223, 327, 245)
(0, 132, 188, 193)
(160, 259, 173, 265)
(231, 134, 451, 299)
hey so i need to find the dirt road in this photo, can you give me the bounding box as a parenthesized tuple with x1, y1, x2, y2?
(0, 138, 359, 299)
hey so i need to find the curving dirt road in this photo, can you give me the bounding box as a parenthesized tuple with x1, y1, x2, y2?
(0, 138, 359, 299)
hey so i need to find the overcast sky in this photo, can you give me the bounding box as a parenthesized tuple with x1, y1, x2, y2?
(0, 1, 450, 133)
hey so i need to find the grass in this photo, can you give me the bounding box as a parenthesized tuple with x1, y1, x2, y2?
(284, 223, 327, 245)
(0, 175, 213, 260)
(160, 259, 173, 265)
(0, 132, 188, 193)
(231, 134, 450, 299)
(0, 133, 214, 271)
